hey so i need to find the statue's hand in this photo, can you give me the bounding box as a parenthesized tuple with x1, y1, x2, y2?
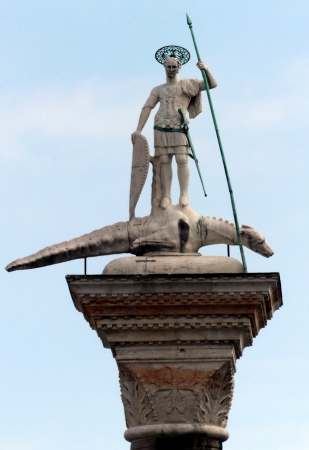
(131, 130, 141, 144)
(197, 61, 208, 71)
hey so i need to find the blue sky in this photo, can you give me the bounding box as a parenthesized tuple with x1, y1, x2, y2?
(1, 1, 309, 449)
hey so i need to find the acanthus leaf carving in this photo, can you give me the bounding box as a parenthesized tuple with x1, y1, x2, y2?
(195, 362, 234, 427)
(118, 363, 234, 427)
(118, 363, 157, 428)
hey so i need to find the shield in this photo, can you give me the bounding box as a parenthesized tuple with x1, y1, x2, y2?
(129, 134, 150, 220)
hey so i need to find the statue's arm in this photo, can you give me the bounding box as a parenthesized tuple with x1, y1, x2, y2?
(131, 91, 159, 144)
(197, 62, 217, 90)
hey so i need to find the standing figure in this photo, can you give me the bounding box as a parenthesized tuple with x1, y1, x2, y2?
(131, 45, 217, 209)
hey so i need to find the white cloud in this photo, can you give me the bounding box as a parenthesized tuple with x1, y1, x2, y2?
(1, 57, 308, 173)
(0, 77, 147, 163)
(0, 437, 43, 450)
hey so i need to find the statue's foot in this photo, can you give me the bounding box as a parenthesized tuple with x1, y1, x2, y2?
(160, 196, 171, 209)
(179, 194, 189, 207)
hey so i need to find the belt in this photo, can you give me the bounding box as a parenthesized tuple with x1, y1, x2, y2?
(154, 125, 185, 133)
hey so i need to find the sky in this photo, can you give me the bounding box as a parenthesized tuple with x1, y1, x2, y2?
(1, 1, 309, 449)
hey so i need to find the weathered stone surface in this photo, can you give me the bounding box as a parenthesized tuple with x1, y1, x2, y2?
(131, 56, 217, 210)
(119, 361, 233, 428)
(130, 134, 150, 220)
(67, 272, 282, 344)
(126, 425, 228, 443)
(6, 150, 274, 273)
(4, 41, 282, 450)
(5, 205, 274, 272)
(103, 255, 243, 275)
(67, 271, 282, 444)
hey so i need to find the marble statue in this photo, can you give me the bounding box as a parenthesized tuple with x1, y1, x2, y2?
(5, 32, 282, 450)
(5, 134, 274, 272)
(131, 53, 216, 210)
(5, 46, 274, 273)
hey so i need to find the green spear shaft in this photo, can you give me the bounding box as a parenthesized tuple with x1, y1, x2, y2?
(178, 108, 207, 197)
(186, 13, 248, 272)
(186, 131, 207, 197)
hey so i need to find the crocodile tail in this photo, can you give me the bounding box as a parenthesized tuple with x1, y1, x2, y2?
(5, 221, 130, 272)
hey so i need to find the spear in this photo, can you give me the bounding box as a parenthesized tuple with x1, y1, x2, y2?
(178, 108, 207, 197)
(186, 13, 248, 273)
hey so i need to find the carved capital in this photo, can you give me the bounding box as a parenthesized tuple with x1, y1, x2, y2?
(118, 362, 233, 429)
(66, 272, 282, 445)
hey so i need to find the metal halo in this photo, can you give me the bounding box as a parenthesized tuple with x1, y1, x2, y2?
(155, 45, 190, 65)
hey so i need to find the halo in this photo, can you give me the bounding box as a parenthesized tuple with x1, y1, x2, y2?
(155, 45, 190, 65)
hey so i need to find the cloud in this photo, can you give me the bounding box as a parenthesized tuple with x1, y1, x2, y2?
(1, 57, 308, 174)
(0, 77, 147, 164)
(0, 437, 43, 450)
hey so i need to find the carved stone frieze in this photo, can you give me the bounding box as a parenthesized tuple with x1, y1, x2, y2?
(118, 362, 233, 428)
(67, 273, 282, 341)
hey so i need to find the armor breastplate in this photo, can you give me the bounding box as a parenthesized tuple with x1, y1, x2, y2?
(154, 83, 190, 128)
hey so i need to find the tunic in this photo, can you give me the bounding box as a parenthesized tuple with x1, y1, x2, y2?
(144, 79, 202, 154)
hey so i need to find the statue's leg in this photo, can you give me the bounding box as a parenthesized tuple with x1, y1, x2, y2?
(159, 153, 173, 209)
(175, 151, 189, 207)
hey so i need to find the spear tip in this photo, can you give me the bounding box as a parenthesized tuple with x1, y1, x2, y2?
(186, 13, 192, 26)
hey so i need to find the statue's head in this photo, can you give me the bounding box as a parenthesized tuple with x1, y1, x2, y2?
(240, 225, 274, 258)
(155, 46, 189, 77)
(163, 57, 181, 79)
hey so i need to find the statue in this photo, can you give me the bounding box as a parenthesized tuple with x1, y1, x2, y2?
(131, 45, 217, 210)
(5, 45, 274, 273)
(4, 20, 282, 450)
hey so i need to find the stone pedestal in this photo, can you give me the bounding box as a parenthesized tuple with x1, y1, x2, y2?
(67, 257, 282, 449)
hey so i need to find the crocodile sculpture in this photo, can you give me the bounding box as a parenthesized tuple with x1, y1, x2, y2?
(5, 206, 273, 272)
(5, 136, 274, 272)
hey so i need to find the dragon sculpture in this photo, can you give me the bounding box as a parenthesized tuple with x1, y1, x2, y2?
(5, 135, 273, 272)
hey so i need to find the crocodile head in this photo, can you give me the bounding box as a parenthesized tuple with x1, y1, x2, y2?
(241, 225, 274, 258)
